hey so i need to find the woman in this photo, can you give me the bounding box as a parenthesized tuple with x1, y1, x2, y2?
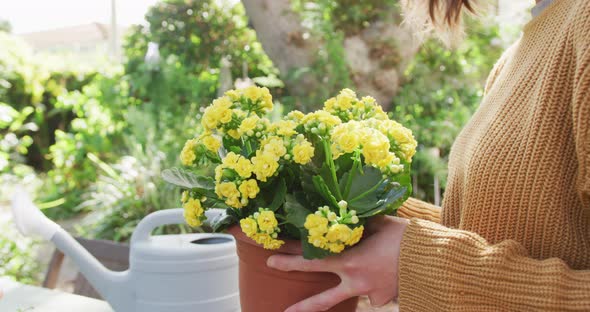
(267, 0, 590, 311)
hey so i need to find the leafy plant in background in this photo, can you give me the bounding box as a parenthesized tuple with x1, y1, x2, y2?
(0, 221, 41, 285)
(0, 33, 97, 172)
(123, 0, 278, 110)
(76, 107, 197, 241)
(41, 70, 128, 218)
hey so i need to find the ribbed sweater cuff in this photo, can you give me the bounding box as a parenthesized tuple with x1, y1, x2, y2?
(398, 219, 590, 311)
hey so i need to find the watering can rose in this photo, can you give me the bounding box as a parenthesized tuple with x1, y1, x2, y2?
(163, 86, 417, 259)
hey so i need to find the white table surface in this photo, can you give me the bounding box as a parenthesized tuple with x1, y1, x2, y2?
(0, 277, 113, 312)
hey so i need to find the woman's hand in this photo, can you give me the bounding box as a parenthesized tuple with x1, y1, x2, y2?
(267, 215, 409, 312)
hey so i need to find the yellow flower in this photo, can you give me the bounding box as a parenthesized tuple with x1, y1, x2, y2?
(235, 157, 253, 178)
(215, 165, 223, 182)
(286, 110, 305, 122)
(327, 242, 345, 253)
(262, 136, 287, 159)
(324, 98, 336, 111)
(346, 226, 364, 246)
(238, 115, 260, 136)
(227, 129, 240, 140)
(240, 217, 258, 237)
(304, 214, 329, 235)
(201, 133, 221, 153)
(201, 96, 233, 130)
(254, 233, 284, 250)
(264, 238, 284, 250)
(251, 151, 279, 182)
(335, 91, 354, 110)
(332, 122, 361, 154)
(201, 107, 219, 130)
(180, 138, 198, 166)
(219, 108, 233, 124)
(273, 120, 298, 137)
(239, 179, 259, 199)
(223, 152, 240, 168)
(301, 110, 342, 129)
(308, 234, 328, 248)
(215, 182, 239, 199)
(181, 191, 189, 203)
(183, 198, 204, 227)
(292, 140, 315, 164)
(326, 224, 352, 243)
(257, 210, 279, 233)
(225, 89, 240, 101)
(362, 130, 390, 166)
(243, 86, 262, 102)
(225, 196, 243, 209)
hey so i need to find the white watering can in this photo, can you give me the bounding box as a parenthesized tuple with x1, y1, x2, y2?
(11, 188, 240, 312)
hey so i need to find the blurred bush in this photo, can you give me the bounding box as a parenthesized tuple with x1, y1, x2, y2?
(0, 33, 97, 174)
(0, 220, 42, 285)
(123, 0, 278, 111)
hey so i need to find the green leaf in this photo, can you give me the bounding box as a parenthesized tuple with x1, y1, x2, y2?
(204, 209, 235, 232)
(268, 178, 287, 212)
(312, 175, 340, 208)
(284, 194, 312, 228)
(345, 166, 383, 200)
(356, 186, 408, 217)
(301, 229, 332, 260)
(162, 168, 215, 190)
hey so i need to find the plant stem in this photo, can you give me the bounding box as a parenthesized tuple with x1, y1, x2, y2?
(343, 150, 360, 199)
(322, 139, 343, 200)
(348, 178, 386, 203)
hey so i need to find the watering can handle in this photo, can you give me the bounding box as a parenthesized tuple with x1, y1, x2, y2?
(131, 208, 185, 243)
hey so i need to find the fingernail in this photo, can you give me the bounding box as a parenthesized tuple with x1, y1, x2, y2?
(266, 256, 276, 268)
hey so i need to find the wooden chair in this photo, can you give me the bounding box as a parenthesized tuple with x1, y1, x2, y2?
(43, 237, 129, 299)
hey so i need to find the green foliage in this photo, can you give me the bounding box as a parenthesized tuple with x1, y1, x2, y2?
(77, 130, 187, 242)
(392, 18, 505, 201)
(0, 19, 11, 33)
(123, 0, 277, 111)
(0, 222, 41, 285)
(0, 33, 97, 172)
(41, 71, 128, 218)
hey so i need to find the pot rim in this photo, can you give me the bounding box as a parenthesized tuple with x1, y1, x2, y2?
(226, 225, 303, 255)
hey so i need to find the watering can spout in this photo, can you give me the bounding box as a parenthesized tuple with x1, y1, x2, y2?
(11, 187, 133, 311)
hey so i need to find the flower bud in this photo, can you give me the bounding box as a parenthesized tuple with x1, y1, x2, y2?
(327, 212, 337, 222)
(337, 200, 348, 210)
(351, 216, 359, 224)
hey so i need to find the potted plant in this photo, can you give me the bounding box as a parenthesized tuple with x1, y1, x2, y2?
(163, 87, 416, 312)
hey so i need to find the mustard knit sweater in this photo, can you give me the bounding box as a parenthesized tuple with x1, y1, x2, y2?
(396, 0, 590, 310)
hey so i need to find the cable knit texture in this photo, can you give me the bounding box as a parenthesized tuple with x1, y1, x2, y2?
(399, 0, 590, 310)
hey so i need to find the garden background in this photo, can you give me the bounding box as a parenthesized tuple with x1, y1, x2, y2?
(1, 0, 530, 285)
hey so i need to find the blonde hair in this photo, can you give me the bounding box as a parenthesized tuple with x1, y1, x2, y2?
(401, 0, 476, 46)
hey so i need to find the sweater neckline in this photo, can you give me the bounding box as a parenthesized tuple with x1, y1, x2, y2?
(523, 0, 565, 33)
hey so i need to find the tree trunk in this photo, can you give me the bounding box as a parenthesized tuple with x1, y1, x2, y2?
(241, 0, 419, 109)
(240, 0, 319, 101)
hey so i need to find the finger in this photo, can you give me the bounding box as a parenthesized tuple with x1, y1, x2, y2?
(267, 254, 333, 273)
(285, 284, 352, 312)
(368, 290, 394, 308)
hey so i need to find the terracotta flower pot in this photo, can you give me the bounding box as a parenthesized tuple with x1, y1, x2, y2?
(227, 225, 359, 312)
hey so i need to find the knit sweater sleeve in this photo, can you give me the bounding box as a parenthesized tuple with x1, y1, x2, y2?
(397, 14, 590, 311)
(398, 219, 590, 310)
(397, 198, 441, 223)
